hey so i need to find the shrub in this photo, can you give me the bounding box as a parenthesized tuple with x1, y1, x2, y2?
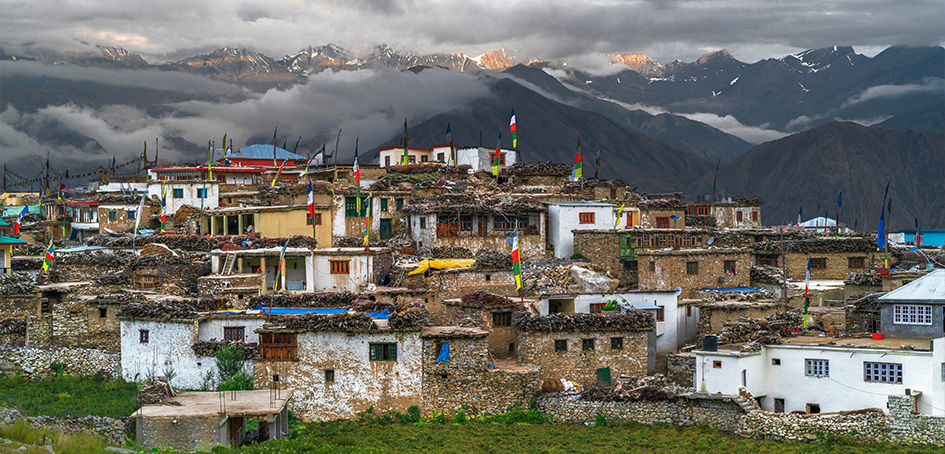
(216, 344, 245, 380)
(570, 252, 585, 260)
(595, 413, 607, 427)
(454, 410, 468, 425)
(49, 362, 67, 376)
(218, 372, 254, 391)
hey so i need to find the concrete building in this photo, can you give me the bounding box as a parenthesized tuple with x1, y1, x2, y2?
(545, 202, 615, 259)
(694, 336, 945, 416)
(454, 147, 517, 174)
(204, 205, 331, 246)
(878, 269, 945, 339)
(147, 180, 220, 215)
(67, 200, 99, 241)
(378, 146, 435, 167)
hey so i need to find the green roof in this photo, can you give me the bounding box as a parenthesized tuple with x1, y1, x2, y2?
(0, 236, 28, 245)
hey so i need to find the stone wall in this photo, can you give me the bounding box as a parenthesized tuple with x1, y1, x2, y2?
(137, 414, 221, 452)
(537, 393, 945, 444)
(420, 336, 539, 415)
(572, 231, 623, 284)
(666, 352, 695, 387)
(0, 408, 129, 447)
(0, 294, 39, 319)
(0, 345, 119, 378)
(404, 269, 518, 301)
(638, 249, 750, 297)
(696, 303, 785, 335)
(639, 209, 686, 229)
(518, 330, 648, 388)
(25, 299, 120, 350)
(783, 252, 877, 281)
(0, 319, 26, 346)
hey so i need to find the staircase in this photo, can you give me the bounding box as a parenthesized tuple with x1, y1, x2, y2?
(732, 394, 763, 414)
(222, 253, 236, 275)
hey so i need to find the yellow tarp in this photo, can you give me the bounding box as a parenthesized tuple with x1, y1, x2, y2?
(407, 259, 476, 275)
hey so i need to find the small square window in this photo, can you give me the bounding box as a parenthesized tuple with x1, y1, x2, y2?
(224, 326, 245, 342)
(686, 306, 692, 317)
(369, 343, 398, 361)
(127, 210, 136, 220)
(554, 339, 567, 352)
(810, 258, 827, 269)
(736, 211, 744, 222)
(108, 211, 117, 220)
(307, 213, 322, 226)
(611, 337, 623, 350)
(139, 329, 149, 344)
(395, 198, 404, 210)
(330, 260, 350, 274)
(197, 188, 207, 199)
(582, 339, 595, 351)
(579, 212, 595, 224)
(713, 361, 722, 369)
(751, 211, 758, 222)
(325, 369, 335, 383)
(419, 217, 427, 229)
(589, 303, 604, 314)
(724, 260, 737, 274)
(98, 307, 107, 318)
(656, 306, 665, 322)
(381, 198, 389, 211)
(649, 261, 656, 272)
(772, 358, 781, 366)
(806, 403, 820, 414)
(492, 312, 512, 327)
(848, 257, 865, 269)
(686, 261, 699, 275)
(774, 398, 785, 413)
(805, 359, 829, 377)
(172, 188, 184, 199)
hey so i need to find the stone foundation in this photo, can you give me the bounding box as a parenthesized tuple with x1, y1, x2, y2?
(665, 352, 695, 387)
(0, 345, 119, 378)
(0, 407, 129, 446)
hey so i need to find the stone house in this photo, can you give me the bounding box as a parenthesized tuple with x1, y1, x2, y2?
(98, 199, 155, 234)
(686, 196, 764, 229)
(203, 205, 332, 247)
(403, 194, 546, 259)
(695, 336, 944, 416)
(545, 202, 615, 259)
(378, 146, 436, 167)
(147, 179, 219, 216)
(877, 269, 945, 339)
(209, 247, 392, 294)
(637, 199, 687, 229)
(398, 265, 519, 301)
(331, 190, 411, 242)
(516, 312, 654, 388)
(67, 200, 100, 242)
(689, 296, 787, 335)
(420, 327, 539, 414)
(507, 162, 571, 189)
(751, 237, 882, 281)
(637, 248, 751, 298)
(428, 293, 522, 358)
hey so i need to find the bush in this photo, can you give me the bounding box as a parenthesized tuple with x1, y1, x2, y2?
(49, 362, 67, 376)
(218, 372, 254, 391)
(594, 413, 607, 427)
(454, 410, 468, 425)
(216, 344, 245, 380)
(570, 252, 585, 260)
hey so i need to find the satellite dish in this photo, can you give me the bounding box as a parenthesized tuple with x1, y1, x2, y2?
(707, 237, 716, 245)
(669, 214, 682, 221)
(366, 283, 377, 292)
(675, 286, 682, 296)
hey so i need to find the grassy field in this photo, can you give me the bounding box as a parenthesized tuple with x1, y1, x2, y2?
(0, 374, 138, 419)
(150, 409, 941, 454)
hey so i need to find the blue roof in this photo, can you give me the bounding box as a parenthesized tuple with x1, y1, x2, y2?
(0, 236, 28, 245)
(3, 206, 40, 217)
(700, 287, 762, 293)
(232, 144, 306, 161)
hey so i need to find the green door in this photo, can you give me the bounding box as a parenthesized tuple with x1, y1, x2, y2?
(380, 218, 392, 240)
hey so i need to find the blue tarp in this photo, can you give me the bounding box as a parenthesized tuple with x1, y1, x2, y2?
(367, 309, 391, 319)
(254, 307, 348, 315)
(436, 342, 450, 362)
(58, 245, 109, 253)
(699, 287, 762, 293)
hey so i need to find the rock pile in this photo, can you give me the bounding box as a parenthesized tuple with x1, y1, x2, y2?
(474, 249, 511, 270)
(248, 292, 358, 309)
(515, 312, 654, 332)
(427, 246, 474, 259)
(116, 299, 222, 320)
(459, 291, 513, 307)
(387, 302, 429, 330)
(191, 341, 259, 359)
(718, 311, 801, 345)
(277, 312, 375, 332)
(522, 259, 580, 294)
(0, 272, 36, 295)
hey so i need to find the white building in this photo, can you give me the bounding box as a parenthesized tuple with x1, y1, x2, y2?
(546, 202, 615, 259)
(119, 315, 262, 390)
(378, 146, 435, 167)
(454, 147, 517, 174)
(378, 145, 517, 174)
(694, 337, 945, 416)
(147, 180, 219, 215)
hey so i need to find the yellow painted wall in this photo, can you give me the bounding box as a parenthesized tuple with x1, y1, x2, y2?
(256, 208, 332, 248)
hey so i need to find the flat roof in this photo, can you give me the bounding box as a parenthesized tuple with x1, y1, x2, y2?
(137, 390, 292, 418)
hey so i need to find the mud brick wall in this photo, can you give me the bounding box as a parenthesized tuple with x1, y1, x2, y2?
(518, 330, 648, 388)
(137, 415, 221, 452)
(572, 231, 623, 283)
(696, 304, 785, 335)
(638, 250, 750, 297)
(666, 352, 696, 387)
(198, 274, 263, 308)
(783, 252, 877, 281)
(420, 336, 539, 415)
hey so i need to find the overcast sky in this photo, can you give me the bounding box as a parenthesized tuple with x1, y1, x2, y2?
(2, 0, 943, 64)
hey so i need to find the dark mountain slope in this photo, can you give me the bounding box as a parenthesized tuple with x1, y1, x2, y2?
(376, 77, 714, 192)
(872, 100, 945, 132)
(688, 122, 945, 229)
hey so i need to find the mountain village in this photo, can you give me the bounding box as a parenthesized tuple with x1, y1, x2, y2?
(0, 137, 943, 451)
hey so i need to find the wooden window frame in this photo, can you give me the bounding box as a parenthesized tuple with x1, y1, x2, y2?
(492, 311, 512, 327)
(810, 258, 827, 269)
(610, 337, 623, 350)
(260, 333, 298, 361)
(306, 212, 322, 226)
(686, 261, 699, 275)
(172, 188, 184, 199)
(224, 326, 245, 342)
(582, 338, 595, 351)
(380, 198, 389, 212)
(589, 303, 604, 314)
(139, 329, 149, 344)
(656, 306, 665, 322)
(724, 260, 737, 274)
(369, 342, 398, 361)
(554, 339, 567, 352)
(329, 260, 350, 275)
(713, 361, 722, 369)
(751, 211, 758, 222)
(736, 211, 743, 222)
(848, 257, 865, 269)
(578, 212, 595, 224)
(656, 216, 670, 228)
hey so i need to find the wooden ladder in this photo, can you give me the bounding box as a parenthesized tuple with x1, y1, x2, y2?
(222, 253, 236, 275)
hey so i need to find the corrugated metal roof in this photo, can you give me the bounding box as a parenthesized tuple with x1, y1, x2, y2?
(878, 269, 945, 302)
(231, 144, 306, 160)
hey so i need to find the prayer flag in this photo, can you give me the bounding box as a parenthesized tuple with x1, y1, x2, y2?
(354, 138, 362, 214)
(509, 109, 517, 149)
(207, 140, 213, 180)
(804, 256, 811, 299)
(272, 127, 278, 167)
(43, 241, 54, 273)
(877, 209, 886, 250)
(445, 123, 453, 166)
(512, 227, 521, 290)
(492, 133, 502, 176)
(615, 202, 626, 229)
(307, 181, 315, 221)
(133, 193, 146, 238)
(273, 238, 290, 293)
(797, 207, 802, 227)
(574, 137, 583, 179)
(12, 206, 27, 235)
(363, 197, 371, 249)
(402, 119, 409, 165)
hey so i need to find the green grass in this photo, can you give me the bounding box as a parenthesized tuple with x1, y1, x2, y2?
(0, 419, 109, 454)
(0, 374, 138, 418)
(147, 417, 943, 454)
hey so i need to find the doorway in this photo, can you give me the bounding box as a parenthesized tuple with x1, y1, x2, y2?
(380, 218, 392, 240)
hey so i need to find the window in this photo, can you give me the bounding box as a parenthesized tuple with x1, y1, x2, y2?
(656, 306, 665, 322)
(582, 339, 595, 351)
(893, 305, 932, 325)
(419, 216, 427, 229)
(758, 254, 779, 267)
(864, 362, 902, 384)
(197, 188, 207, 199)
(380, 198, 388, 211)
(774, 398, 785, 413)
(611, 337, 623, 350)
(139, 329, 149, 344)
(345, 197, 366, 217)
(127, 210, 136, 220)
(736, 211, 744, 222)
(805, 359, 829, 377)
(307, 213, 322, 226)
(772, 358, 781, 366)
(172, 188, 183, 198)
(98, 307, 107, 318)
(260, 333, 298, 361)
(626, 213, 634, 226)
(579, 212, 595, 224)
(420, 155, 428, 162)
(369, 343, 398, 361)
(492, 312, 512, 327)
(810, 258, 827, 269)
(408, 156, 416, 164)
(554, 339, 567, 352)
(806, 403, 820, 414)
(656, 216, 670, 228)
(724, 260, 737, 274)
(329, 260, 350, 274)
(848, 257, 865, 269)
(385, 156, 391, 167)
(686, 261, 699, 275)
(713, 361, 722, 369)
(751, 211, 758, 222)
(108, 211, 117, 220)
(224, 326, 245, 342)
(325, 369, 335, 383)
(649, 261, 656, 272)
(437, 153, 444, 162)
(395, 198, 404, 210)
(686, 306, 692, 317)
(499, 153, 506, 166)
(459, 215, 472, 232)
(589, 303, 604, 314)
